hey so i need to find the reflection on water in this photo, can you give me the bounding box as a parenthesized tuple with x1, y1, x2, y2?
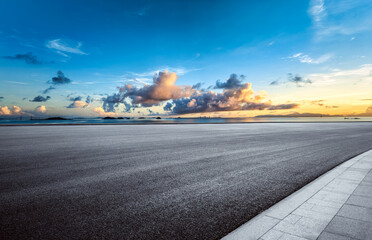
(1, 117, 372, 125)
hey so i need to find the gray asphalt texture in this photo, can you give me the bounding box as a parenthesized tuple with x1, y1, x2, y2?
(1, 123, 372, 240)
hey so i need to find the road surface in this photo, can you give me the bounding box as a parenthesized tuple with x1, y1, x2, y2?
(1, 123, 372, 239)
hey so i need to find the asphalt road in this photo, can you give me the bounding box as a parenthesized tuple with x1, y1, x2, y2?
(1, 123, 372, 240)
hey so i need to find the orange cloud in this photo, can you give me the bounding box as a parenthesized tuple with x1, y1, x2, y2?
(35, 105, 46, 113)
(93, 107, 116, 117)
(0, 105, 24, 116)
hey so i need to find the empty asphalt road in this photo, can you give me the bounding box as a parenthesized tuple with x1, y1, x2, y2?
(1, 123, 372, 239)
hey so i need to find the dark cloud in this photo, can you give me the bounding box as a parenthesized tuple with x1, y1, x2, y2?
(42, 86, 56, 94)
(50, 71, 71, 85)
(85, 95, 93, 104)
(268, 103, 299, 110)
(288, 73, 312, 86)
(325, 105, 339, 109)
(270, 80, 280, 86)
(29, 95, 51, 102)
(164, 102, 173, 111)
(0, 96, 3, 100)
(215, 74, 245, 89)
(192, 82, 203, 90)
(2, 52, 42, 65)
(270, 74, 312, 87)
(69, 96, 82, 101)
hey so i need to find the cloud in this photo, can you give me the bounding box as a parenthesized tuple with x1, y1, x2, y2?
(308, 0, 372, 39)
(163, 74, 298, 114)
(67, 100, 89, 108)
(0, 96, 3, 101)
(39, 71, 71, 96)
(66, 96, 91, 108)
(286, 52, 332, 64)
(164, 90, 271, 115)
(270, 80, 280, 86)
(270, 74, 312, 87)
(309, 0, 327, 24)
(367, 106, 372, 113)
(4, 81, 27, 85)
(308, 64, 372, 86)
(102, 71, 195, 112)
(85, 95, 93, 104)
(0, 105, 24, 116)
(288, 74, 312, 86)
(2, 52, 42, 64)
(100, 71, 298, 115)
(46, 39, 88, 56)
(35, 105, 46, 113)
(310, 100, 325, 106)
(192, 82, 203, 90)
(353, 105, 372, 117)
(50, 71, 71, 85)
(93, 107, 116, 117)
(29, 95, 51, 102)
(42, 86, 56, 94)
(267, 103, 299, 110)
(215, 74, 245, 89)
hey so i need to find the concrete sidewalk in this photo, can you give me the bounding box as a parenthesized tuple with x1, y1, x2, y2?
(223, 149, 372, 240)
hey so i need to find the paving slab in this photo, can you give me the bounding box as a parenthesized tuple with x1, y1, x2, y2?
(222, 150, 372, 240)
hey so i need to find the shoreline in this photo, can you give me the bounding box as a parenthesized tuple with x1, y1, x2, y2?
(1, 120, 372, 127)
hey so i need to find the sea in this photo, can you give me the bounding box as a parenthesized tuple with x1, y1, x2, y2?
(1, 117, 372, 125)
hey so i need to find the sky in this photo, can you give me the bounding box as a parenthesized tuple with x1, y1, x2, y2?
(1, 0, 372, 118)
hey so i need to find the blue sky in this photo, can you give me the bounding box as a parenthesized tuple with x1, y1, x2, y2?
(1, 0, 372, 118)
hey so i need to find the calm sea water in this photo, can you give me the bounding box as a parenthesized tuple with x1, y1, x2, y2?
(1, 117, 372, 125)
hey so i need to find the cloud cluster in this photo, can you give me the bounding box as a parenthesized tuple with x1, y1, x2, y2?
(29, 95, 51, 102)
(0, 105, 23, 116)
(99, 71, 299, 115)
(102, 71, 195, 112)
(164, 74, 299, 114)
(2, 52, 42, 65)
(0, 105, 48, 117)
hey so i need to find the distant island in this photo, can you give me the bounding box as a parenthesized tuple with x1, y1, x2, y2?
(43, 117, 71, 120)
(102, 117, 131, 119)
